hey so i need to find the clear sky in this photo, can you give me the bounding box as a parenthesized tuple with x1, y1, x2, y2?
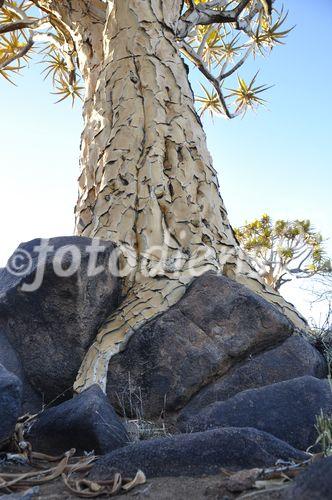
(0, 0, 331, 322)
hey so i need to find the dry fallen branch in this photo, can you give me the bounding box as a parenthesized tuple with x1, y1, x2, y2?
(220, 457, 318, 498)
(0, 447, 146, 498)
(63, 469, 146, 498)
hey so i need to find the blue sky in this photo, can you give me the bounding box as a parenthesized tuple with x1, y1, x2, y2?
(0, 0, 331, 321)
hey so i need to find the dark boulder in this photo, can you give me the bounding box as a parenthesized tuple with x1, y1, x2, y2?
(0, 322, 42, 415)
(0, 237, 121, 402)
(0, 363, 22, 448)
(26, 385, 129, 455)
(286, 456, 332, 499)
(179, 335, 327, 420)
(91, 427, 308, 479)
(179, 376, 332, 451)
(106, 271, 294, 418)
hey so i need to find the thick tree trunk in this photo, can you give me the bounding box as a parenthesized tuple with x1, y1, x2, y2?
(75, 1, 232, 264)
(37, 0, 306, 392)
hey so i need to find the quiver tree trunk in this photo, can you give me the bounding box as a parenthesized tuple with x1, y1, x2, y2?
(36, 0, 306, 392)
(75, 0, 235, 269)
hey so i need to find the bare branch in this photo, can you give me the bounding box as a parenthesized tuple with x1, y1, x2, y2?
(187, 0, 233, 13)
(275, 274, 292, 291)
(179, 40, 234, 118)
(199, 0, 252, 24)
(0, 16, 49, 35)
(178, 0, 253, 37)
(297, 248, 314, 269)
(218, 45, 252, 80)
(287, 250, 314, 276)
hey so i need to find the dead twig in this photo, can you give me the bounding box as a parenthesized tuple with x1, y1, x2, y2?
(0, 447, 146, 497)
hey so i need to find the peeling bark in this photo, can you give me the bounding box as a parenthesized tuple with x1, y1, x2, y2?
(37, 0, 307, 392)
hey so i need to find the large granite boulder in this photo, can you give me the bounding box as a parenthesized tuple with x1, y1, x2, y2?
(0, 363, 22, 448)
(26, 385, 129, 455)
(178, 376, 332, 451)
(0, 322, 42, 414)
(106, 272, 296, 418)
(286, 456, 332, 499)
(179, 335, 327, 420)
(0, 237, 121, 402)
(91, 427, 308, 479)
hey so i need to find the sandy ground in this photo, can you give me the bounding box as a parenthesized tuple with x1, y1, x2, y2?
(0, 473, 290, 500)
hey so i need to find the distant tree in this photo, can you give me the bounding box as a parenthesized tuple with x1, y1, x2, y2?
(235, 215, 331, 290)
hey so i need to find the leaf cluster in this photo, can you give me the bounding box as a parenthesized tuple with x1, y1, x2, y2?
(0, 1, 32, 82)
(0, 0, 83, 104)
(185, 1, 294, 118)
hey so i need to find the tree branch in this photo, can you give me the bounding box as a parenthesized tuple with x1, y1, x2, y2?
(30, 0, 105, 75)
(0, 2, 44, 70)
(0, 16, 49, 35)
(0, 1, 76, 82)
(199, 0, 230, 7)
(287, 250, 313, 275)
(275, 274, 291, 291)
(0, 34, 34, 70)
(199, 0, 252, 24)
(197, 25, 214, 58)
(33, 31, 76, 83)
(187, 0, 196, 12)
(178, 0, 253, 37)
(179, 40, 234, 118)
(218, 45, 252, 81)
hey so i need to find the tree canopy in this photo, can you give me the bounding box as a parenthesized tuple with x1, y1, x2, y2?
(235, 215, 332, 290)
(1, 0, 291, 113)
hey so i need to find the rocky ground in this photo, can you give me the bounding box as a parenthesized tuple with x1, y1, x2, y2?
(0, 237, 331, 498)
(1, 457, 332, 499)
